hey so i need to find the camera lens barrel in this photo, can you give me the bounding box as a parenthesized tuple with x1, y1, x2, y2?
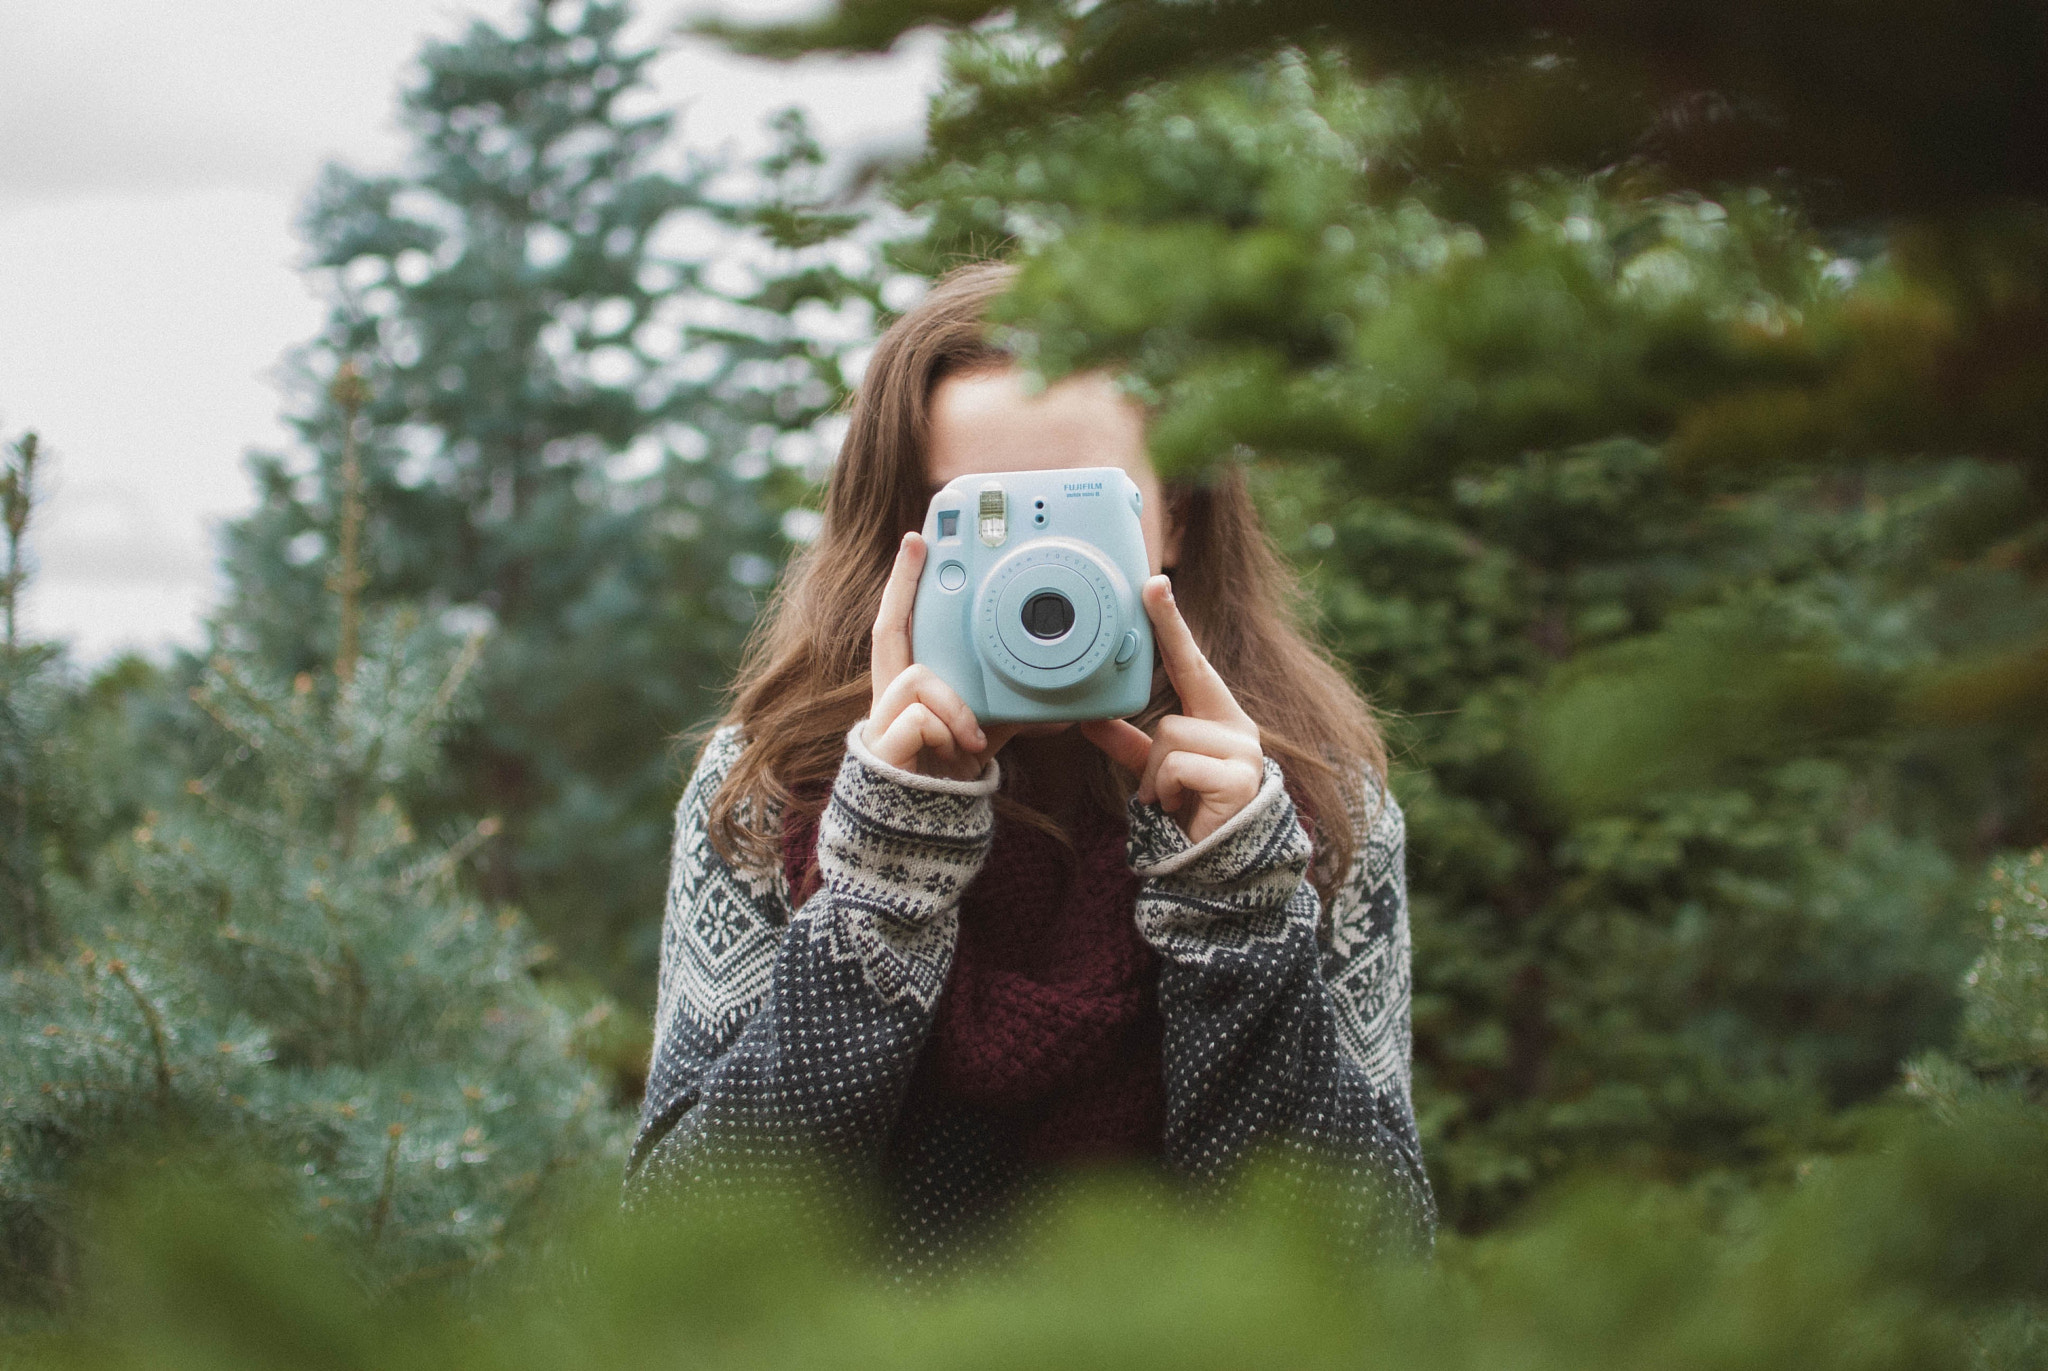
(978, 545, 1118, 682)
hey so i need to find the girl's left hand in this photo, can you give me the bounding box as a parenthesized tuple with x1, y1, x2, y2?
(1082, 575, 1265, 845)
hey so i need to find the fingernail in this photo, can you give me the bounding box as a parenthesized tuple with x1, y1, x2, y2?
(974, 728, 987, 747)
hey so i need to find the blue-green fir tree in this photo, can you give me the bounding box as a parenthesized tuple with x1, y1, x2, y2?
(218, 0, 884, 999)
(1, 420, 621, 1309)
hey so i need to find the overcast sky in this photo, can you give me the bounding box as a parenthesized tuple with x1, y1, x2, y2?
(0, 0, 937, 662)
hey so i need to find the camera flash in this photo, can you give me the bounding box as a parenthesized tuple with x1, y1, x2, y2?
(977, 485, 1007, 547)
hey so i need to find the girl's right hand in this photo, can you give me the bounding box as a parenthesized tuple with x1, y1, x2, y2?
(863, 531, 1016, 780)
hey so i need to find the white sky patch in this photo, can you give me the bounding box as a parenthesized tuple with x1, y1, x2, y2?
(0, 0, 939, 663)
(0, 187, 320, 658)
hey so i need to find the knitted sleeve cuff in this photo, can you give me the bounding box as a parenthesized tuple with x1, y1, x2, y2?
(815, 723, 998, 917)
(1127, 757, 1316, 963)
(843, 720, 1002, 797)
(1127, 757, 1311, 886)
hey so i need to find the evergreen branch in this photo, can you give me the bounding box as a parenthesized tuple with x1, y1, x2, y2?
(214, 922, 331, 982)
(368, 1122, 403, 1248)
(329, 364, 371, 686)
(397, 815, 501, 894)
(339, 942, 369, 1067)
(195, 654, 322, 757)
(21, 1076, 168, 1102)
(2, 430, 47, 959)
(182, 778, 295, 846)
(429, 630, 488, 721)
(2, 431, 37, 654)
(298, 882, 372, 1066)
(104, 960, 175, 1113)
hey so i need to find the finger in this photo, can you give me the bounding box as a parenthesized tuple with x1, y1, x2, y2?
(903, 703, 956, 761)
(1142, 714, 1259, 805)
(1080, 718, 1152, 773)
(870, 531, 927, 695)
(1153, 750, 1256, 818)
(873, 665, 986, 753)
(1150, 713, 1261, 766)
(876, 702, 953, 768)
(1141, 576, 1246, 724)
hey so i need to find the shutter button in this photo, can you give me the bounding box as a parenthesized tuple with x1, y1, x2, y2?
(937, 561, 966, 591)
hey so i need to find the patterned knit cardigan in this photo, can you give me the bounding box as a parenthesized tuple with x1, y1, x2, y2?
(625, 724, 1436, 1271)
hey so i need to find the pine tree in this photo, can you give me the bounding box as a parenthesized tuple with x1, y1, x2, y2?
(1, 429, 620, 1308)
(1910, 849, 2048, 1114)
(218, 0, 881, 996)
(0, 431, 57, 963)
(1898, 851, 2048, 1362)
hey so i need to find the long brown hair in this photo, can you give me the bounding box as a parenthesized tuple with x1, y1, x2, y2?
(704, 261, 1384, 905)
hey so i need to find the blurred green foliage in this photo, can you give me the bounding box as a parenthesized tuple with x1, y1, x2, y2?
(713, 0, 2047, 221)
(3, 1094, 2045, 1369)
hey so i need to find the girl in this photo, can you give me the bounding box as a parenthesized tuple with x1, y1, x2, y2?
(626, 262, 1434, 1270)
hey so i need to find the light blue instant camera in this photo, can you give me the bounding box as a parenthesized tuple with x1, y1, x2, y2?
(912, 467, 1155, 723)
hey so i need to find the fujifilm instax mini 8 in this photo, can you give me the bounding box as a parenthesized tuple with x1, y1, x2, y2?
(911, 467, 1155, 723)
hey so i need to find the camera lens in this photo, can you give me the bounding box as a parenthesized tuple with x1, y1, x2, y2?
(1020, 590, 1075, 640)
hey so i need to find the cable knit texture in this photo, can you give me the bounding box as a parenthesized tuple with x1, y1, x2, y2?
(627, 724, 1435, 1275)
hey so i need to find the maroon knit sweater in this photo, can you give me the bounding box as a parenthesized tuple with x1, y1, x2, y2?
(782, 793, 1166, 1164)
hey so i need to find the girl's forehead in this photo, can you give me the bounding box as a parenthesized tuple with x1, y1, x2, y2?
(926, 367, 1155, 490)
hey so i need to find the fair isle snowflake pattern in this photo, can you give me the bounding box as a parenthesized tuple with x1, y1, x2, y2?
(1322, 775, 1415, 1100)
(628, 724, 1435, 1269)
(650, 728, 786, 1050)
